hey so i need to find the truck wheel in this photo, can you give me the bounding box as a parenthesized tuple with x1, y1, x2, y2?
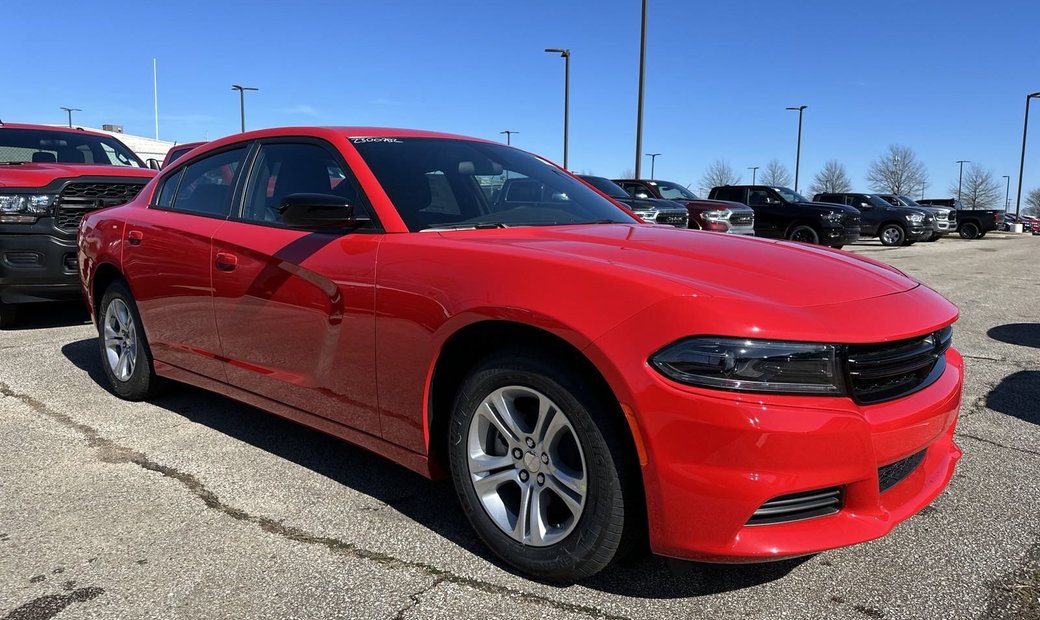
(0, 302, 16, 329)
(879, 223, 906, 246)
(448, 349, 636, 582)
(925, 233, 941, 242)
(98, 281, 160, 401)
(788, 224, 820, 245)
(977, 231, 987, 239)
(959, 222, 980, 239)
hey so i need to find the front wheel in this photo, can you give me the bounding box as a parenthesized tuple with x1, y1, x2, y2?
(788, 224, 820, 245)
(959, 222, 980, 239)
(977, 231, 987, 239)
(879, 223, 906, 246)
(448, 350, 635, 582)
(98, 281, 160, 400)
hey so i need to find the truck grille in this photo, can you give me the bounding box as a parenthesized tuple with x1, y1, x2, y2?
(730, 213, 754, 226)
(747, 487, 843, 525)
(846, 326, 953, 404)
(878, 449, 927, 493)
(656, 213, 689, 228)
(55, 181, 146, 231)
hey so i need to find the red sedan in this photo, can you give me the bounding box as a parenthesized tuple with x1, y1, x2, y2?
(77, 127, 963, 582)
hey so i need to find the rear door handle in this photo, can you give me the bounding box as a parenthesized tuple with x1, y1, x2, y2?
(127, 230, 143, 245)
(215, 252, 238, 272)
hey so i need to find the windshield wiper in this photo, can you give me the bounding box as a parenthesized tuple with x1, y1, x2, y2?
(422, 222, 509, 231)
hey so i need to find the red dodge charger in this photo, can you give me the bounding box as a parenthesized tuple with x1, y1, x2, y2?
(77, 127, 963, 581)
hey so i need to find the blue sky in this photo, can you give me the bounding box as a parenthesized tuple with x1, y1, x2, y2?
(5, 0, 1040, 199)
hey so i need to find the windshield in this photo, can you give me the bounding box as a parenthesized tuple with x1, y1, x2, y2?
(579, 176, 630, 199)
(352, 138, 635, 231)
(895, 195, 923, 207)
(0, 127, 145, 167)
(651, 180, 699, 200)
(866, 194, 894, 208)
(774, 187, 808, 203)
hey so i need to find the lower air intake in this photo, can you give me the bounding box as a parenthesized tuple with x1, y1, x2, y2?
(747, 487, 843, 525)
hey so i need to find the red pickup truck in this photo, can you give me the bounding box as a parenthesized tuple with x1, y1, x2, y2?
(0, 122, 155, 327)
(612, 178, 755, 234)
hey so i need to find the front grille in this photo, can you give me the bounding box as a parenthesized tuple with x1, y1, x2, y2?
(878, 449, 927, 493)
(747, 487, 843, 525)
(656, 213, 689, 228)
(843, 214, 861, 227)
(55, 181, 146, 231)
(730, 213, 754, 226)
(846, 326, 953, 404)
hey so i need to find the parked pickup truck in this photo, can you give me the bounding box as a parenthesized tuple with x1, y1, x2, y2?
(814, 192, 931, 246)
(877, 194, 955, 241)
(0, 122, 155, 327)
(708, 185, 860, 248)
(917, 199, 1005, 239)
(578, 176, 689, 227)
(612, 178, 755, 234)
(161, 141, 205, 168)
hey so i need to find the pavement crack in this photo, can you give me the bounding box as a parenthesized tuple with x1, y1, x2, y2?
(0, 382, 628, 620)
(391, 577, 445, 620)
(955, 432, 1040, 458)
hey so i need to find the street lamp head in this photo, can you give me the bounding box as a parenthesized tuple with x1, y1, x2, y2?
(786, 105, 807, 111)
(544, 48, 570, 57)
(1029, 92, 1040, 99)
(231, 84, 259, 92)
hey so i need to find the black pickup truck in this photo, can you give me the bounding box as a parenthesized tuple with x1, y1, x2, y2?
(577, 176, 689, 228)
(814, 192, 931, 246)
(917, 199, 1005, 239)
(708, 185, 861, 248)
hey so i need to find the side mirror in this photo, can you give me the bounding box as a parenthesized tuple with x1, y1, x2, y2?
(146, 158, 161, 170)
(278, 193, 369, 229)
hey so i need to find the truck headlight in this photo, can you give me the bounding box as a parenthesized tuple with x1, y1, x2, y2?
(0, 194, 56, 222)
(907, 213, 925, 223)
(703, 209, 731, 222)
(822, 211, 844, 222)
(650, 336, 844, 395)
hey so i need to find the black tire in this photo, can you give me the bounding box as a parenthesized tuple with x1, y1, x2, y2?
(924, 233, 941, 242)
(97, 280, 160, 400)
(830, 245, 844, 250)
(959, 222, 980, 239)
(447, 348, 637, 582)
(879, 223, 906, 246)
(977, 231, 987, 239)
(0, 302, 16, 329)
(787, 224, 820, 245)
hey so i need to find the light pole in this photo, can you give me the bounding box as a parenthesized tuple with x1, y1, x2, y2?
(1002, 175, 1011, 210)
(231, 84, 258, 133)
(956, 160, 971, 203)
(544, 48, 570, 170)
(634, 0, 648, 179)
(748, 166, 759, 186)
(646, 153, 661, 179)
(1015, 92, 1040, 217)
(60, 107, 81, 128)
(786, 105, 807, 191)
(499, 130, 519, 146)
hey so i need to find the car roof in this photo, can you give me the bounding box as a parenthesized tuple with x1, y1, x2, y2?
(0, 121, 120, 140)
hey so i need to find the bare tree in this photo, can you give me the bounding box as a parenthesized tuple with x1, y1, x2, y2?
(947, 163, 1001, 209)
(618, 168, 634, 179)
(866, 145, 929, 196)
(808, 160, 852, 195)
(1024, 187, 1040, 216)
(759, 159, 792, 187)
(699, 159, 741, 194)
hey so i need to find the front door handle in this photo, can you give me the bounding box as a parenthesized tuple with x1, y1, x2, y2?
(127, 230, 143, 245)
(215, 252, 238, 272)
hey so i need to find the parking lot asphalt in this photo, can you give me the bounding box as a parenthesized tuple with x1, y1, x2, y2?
(1, 232, 1038, 620)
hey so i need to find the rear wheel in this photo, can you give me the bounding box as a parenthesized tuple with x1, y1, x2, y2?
(448, 349, 635, 582)
(0, 302, 16, 329)
(977, 231, 987, 239)
(959, 222, 980, 239)
(98, 281, 160, 400)
(788, 224, 820, 245)
(879, 223, 906, 246)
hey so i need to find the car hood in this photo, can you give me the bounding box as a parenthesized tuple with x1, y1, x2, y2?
(794, 201, 861, 214)
(617, 196, 687, 213)
(439, 223, 917, 308)
(0, 163, 155, 188)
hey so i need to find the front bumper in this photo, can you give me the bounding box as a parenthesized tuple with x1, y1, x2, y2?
(822, 226, 860, 246)
(909, 224, 932, 240)
(630, 348, 962, 562)
(0, 227, 81, 304)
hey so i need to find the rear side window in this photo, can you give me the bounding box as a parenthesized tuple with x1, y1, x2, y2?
(154, 169, 183, 208)
(712, 187, 744, 202)
(171, 147, 247, 217)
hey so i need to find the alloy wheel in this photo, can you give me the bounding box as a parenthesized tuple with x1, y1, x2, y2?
(103, 298, 138, 382)
(881, 225, 904, 246)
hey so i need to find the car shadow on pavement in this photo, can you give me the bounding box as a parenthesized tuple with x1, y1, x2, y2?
(987, 323, 1040, 349)
(985, 370, 1040, 425)
(61, 336, 803, 597)
(4, 301, 89, 330)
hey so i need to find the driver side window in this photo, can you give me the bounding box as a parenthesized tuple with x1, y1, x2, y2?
(242, 142, 360, 224)
(748, 190, 772, 206)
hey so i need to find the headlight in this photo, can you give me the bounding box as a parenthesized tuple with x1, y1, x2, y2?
(632, 208, 657, 222)
(0, 193, 55, 223)
(822, 211, 844, 222)
(907, 213, 925, 223)
(650, 336, 844, 395)
(703, 209, 731, 222)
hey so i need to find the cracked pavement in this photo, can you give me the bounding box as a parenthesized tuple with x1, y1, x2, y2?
(1, 233, 1038, 619)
